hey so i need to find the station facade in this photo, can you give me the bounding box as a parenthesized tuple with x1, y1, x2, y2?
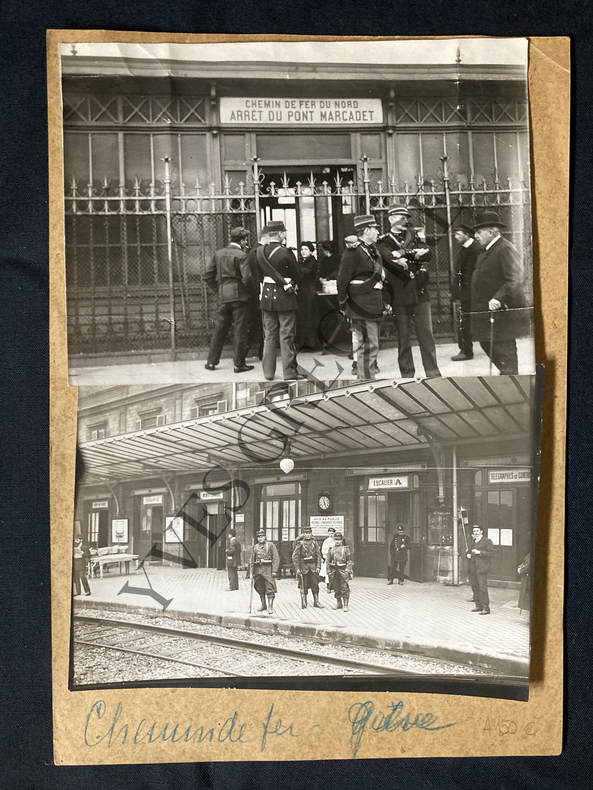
(76, 378, 535, 587)
(62, 48, 531, 358)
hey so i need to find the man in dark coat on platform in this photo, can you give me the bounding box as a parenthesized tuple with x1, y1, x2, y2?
(387, 524, 411, 585)
(225, 529, 242, 591)
(451, 224, 480, 361)
(204, 227, 256, 374)
(470, 211, 525, 375)
(466, 525, 495, 615)
(337, 214, 389, 381)
(377, 206, 441, 379)
(255, 220, 303, 381)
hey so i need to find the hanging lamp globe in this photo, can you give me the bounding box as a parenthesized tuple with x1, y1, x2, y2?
(279, 457, 294, 475)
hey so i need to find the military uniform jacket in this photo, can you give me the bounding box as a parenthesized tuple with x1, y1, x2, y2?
(376, 229, 431, 306)
(253, 540, 280, 581)
(337, 241, 387, 320)
(292, 536, 322, 574)
(470, 235, 525, 341)
(467, 536, 495, 573)
(204, 243, 254, 303)
(257, 243, 303, 312)
(389, 533, 411, 561)
(225, 536, 241, 568)
(327, 544, 353, 580)
(452, 239, 479, 302)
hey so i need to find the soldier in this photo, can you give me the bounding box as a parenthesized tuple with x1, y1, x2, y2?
(387, 524, 411, 585)
(73, 536, 91, 596)
(255, 220, 303, 381)
(203, 227, 256, 374)
(327, 531, 353, 611)
(292, 525, 324, 609)
(225, 529, 241, 591)
(252, 529, 280, 615)
(451, 224, 480, 361)
(377, 206, 441, 379)
(337, 214, 390, 380)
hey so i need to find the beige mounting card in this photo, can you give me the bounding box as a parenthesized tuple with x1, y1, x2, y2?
(49, 32, 569, 764)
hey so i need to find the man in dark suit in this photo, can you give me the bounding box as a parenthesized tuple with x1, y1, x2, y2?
(225, 529, 241, 591)
(203, 227, 255, 374)
(387, 524, 411, 585)
(470, 211, 525, 375)
(255, 220, 303, 381)
(466, 525, 495, 615)
(337, 213, 389, 380)
(451, 224, 480, 361)
(377, 206, 441, 379)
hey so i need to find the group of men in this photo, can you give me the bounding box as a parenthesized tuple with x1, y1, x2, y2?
(225, 526, 353, 614)
(204, 207, 525, 382)
(225, 520, 497, 617)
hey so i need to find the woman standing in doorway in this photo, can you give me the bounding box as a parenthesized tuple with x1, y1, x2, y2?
(296, 241, 321, 351)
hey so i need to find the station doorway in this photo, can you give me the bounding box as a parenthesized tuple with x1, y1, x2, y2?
(259, 165, 357, 252)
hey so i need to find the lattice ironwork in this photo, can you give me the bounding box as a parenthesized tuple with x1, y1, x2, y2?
(65, 156, 532, 357)
(393, 97, 527, 126)
(64, 94, 208, 125)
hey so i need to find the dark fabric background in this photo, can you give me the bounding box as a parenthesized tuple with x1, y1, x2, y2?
(0, 3, 587, 787)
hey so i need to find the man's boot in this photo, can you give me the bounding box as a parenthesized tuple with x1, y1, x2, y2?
(313, 592, 323, 608)
(335, 597, 343, 610)
(343, 595, 350, 612)
(258, 593, 267, 612)
(267, 595, 275, 615)
(300, 592, 308, 609)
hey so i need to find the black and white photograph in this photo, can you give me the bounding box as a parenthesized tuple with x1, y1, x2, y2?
(71, 374, 538, 695)
(60, 38, 535, 386)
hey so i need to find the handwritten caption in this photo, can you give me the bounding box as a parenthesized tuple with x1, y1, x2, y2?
(84, 699, 458, 757)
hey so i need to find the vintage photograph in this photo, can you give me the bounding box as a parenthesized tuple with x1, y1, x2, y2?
(71, 374, 538, 693)
(60, 38, 535, 386)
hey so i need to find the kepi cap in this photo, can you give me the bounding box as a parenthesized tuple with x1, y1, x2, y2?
(263, 220, 286, 234)
(353, 214, 379, 232)
(455, 224, 475, 236)
(387, 205, 410, 217)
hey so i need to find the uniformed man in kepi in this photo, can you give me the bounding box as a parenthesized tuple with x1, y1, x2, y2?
(203, 227, 255, 374)
(255, 220, 303, 381)
(387, 524, 411, 585)
(292, 525, 324, 609)
(377, 206, 441, 379)
(252, 529, 280, 615)
(337, 214, 390, 380)
(327, 532, 353, 611)
(450, 224, 480, 361)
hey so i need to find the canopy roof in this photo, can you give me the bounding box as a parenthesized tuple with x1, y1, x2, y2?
(79, 376, 534, 482)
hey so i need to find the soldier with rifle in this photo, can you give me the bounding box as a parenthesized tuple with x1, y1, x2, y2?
(251, 529, 280, 615)
(327, 532, 353, 612)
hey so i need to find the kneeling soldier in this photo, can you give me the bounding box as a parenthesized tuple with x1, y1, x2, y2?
(327, 532, 353, 611)
(292, 525, 323, 609)
(252, 529, 280, 615)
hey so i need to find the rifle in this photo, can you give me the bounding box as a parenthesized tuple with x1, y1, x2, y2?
(248, 541, 255, 614)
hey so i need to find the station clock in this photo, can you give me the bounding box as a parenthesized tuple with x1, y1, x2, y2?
(318, 491, 333, 513)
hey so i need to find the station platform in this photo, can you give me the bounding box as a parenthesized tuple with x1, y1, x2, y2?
(68, 337, 535, 385)
(74, 566, 530, 676)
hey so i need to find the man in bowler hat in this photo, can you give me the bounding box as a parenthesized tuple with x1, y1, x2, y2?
(451, 224, 480, 361)
(466, 525, 495, 615)
(337, 214, 389, 380)
(204, 227, 256, 374)
(470, 212, 525, 375)
(255, 220, 303, 381)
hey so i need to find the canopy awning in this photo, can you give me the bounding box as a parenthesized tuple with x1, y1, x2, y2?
(79, 376, 534, 482)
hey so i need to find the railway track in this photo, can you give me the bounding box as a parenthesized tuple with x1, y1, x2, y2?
(73, 613, 414, 677)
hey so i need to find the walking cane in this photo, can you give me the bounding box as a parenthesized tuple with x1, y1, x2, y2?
(248, 541, 255, 614)
(488, 310, 495, 377)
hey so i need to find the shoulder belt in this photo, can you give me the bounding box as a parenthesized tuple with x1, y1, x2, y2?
(256, 245, 287, 288)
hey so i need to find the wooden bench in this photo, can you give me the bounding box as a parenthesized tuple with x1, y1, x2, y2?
(89, 553, 139, 580)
